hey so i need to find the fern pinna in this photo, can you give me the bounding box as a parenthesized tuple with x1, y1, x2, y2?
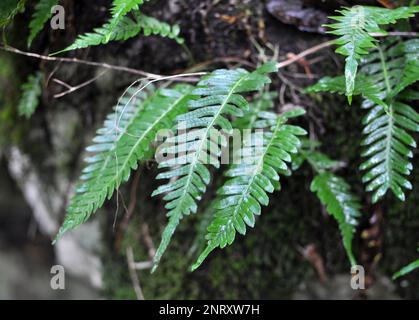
(151, 62, 278, 270)
(55, 84, 193, 241)
(192, 108, 307, 270)
(326, 5, 419, 102)
(310, 173, 361, 266)
(108, 0, 149, 31)
(295, 142, 360, 266)
(28, 0, 59, 47)
(360, 39, 419, 202)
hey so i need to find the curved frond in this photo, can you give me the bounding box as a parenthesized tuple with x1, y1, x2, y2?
(28, 0, 59, 47)
(18, 71, 43, 119)
(151, 62, 278, 271)
(326, 5, 419, 101)
(310, 172, 361, 266)
(192, 108, 306, 271)
(305, 75, 386, 108)
(55, 84, 194, 241)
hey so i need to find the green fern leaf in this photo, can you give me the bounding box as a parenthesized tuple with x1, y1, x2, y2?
(55, 84, 194, 241)
(106, 0, 148, 39)
(361, 100, 419, 202)
(28, 0, 59, 47)
(191, 91, 279, 256)
(310, 172, 361, 266)
(152, 62, 278, 271)
(326, 5, 419, 102)
(309, 39, 419, 203)
(18, 71, 43, 119)
(192, 108, 306, 271)
(0, 0, 26, 27)
(360, 40, 419, 203)
(55, 11, 183, 54)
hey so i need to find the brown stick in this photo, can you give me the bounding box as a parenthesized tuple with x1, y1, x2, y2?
(53, 69, 109, 98)
(126, 247, 145, 300)
(0, 45, 163, 79)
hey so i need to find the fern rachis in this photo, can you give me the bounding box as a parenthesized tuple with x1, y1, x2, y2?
(55, 7, 183, 54)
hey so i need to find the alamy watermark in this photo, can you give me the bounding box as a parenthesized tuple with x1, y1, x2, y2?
(50, 265, 65, 290)
(350, 265, 365, 290)
(50, 5, 65, 30)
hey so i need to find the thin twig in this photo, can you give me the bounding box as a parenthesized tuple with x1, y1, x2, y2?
(53, 69, 109, 98)
(0, 45, 163, 79)
(141, 223, 156, 260)
(277, 40, 335, 70)
(126, 246, 145, 300)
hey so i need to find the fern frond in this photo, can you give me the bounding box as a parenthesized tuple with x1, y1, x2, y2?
(151, 62, 278, 271)
(191, 108, 306, 271)
(106, 0, 148, 39)
(309, 39, 419, 202)
(310, 172, 361, 266)
(361, 100, 419, 202)
(55, 84, 194, 241)
(326, 5, 419, 101)
(190, 91, 279, 256)
(27, 0, 59, 47)
(55, 11, 183, 54)
(393, 256, 419, 279)
(305, 75, 386, 108)
(18, 71, 43, 119)
(360, 40, 419, 203)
